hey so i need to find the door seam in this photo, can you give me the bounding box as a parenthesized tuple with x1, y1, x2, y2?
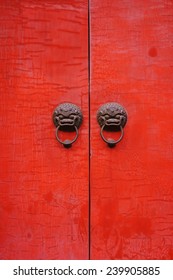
(88, 0, 91, 260)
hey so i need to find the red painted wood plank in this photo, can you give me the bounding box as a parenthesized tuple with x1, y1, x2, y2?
(0, 0, 89, 259)
(90, 0, 173, 259)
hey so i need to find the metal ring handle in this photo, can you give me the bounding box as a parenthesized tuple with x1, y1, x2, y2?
(97, 102, 127, 147)
(55, 125, 78, 148)
(100, 124, 124, 148)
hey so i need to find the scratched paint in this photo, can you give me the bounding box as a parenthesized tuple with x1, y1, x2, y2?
(1, 0, 173, 261)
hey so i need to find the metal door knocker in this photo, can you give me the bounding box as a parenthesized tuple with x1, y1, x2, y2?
(52, 103, 83, 148)
(97, 102, 128, 147)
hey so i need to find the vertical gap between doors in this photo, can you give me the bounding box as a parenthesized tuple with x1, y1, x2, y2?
(88, 0, 91, 260)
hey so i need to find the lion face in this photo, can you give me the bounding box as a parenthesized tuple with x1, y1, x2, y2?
(97, 103, 127, 129)
(53, 103, 83, 128)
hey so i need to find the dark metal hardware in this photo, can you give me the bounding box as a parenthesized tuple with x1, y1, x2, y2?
(52, 103, 83, 148)
(97, 102, 128, 147)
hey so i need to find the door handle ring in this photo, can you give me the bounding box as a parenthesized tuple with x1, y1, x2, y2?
(55, 125, 78, 148)
(97, 102, 128, 148)
(100, 124, 124, 148)
(52, 103, 83, 148)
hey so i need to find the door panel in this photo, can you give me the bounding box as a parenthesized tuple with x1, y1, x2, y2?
(90, 0, 173, 259)
(0, 0, 89, 259)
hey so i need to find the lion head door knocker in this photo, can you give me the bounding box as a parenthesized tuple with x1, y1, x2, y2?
(52, 103, 83, 148)
(97, 102, 128, 147)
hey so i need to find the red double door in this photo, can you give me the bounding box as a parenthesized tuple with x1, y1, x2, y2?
(0, 0, 173, 259)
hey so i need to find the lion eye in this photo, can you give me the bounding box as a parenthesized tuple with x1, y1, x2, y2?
(104, 114, 110, 119)
(116, 114, 123, 119)
(69, 114, 76, 119)
(58, 114, 64, 119)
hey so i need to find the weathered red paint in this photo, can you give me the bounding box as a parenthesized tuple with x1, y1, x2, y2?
(1, 0, 173, 260)
(0, 0, 89, 259)
(90, 0, 173, 259)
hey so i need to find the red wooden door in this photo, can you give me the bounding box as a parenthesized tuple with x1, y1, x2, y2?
(0, 0, 89, 259)
(90, 0, 173, 259)
(1, 0, 173, 260)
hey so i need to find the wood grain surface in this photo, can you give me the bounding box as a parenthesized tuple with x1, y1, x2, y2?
(0, 0, 89, 259)
(90, 0, 173, 259)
